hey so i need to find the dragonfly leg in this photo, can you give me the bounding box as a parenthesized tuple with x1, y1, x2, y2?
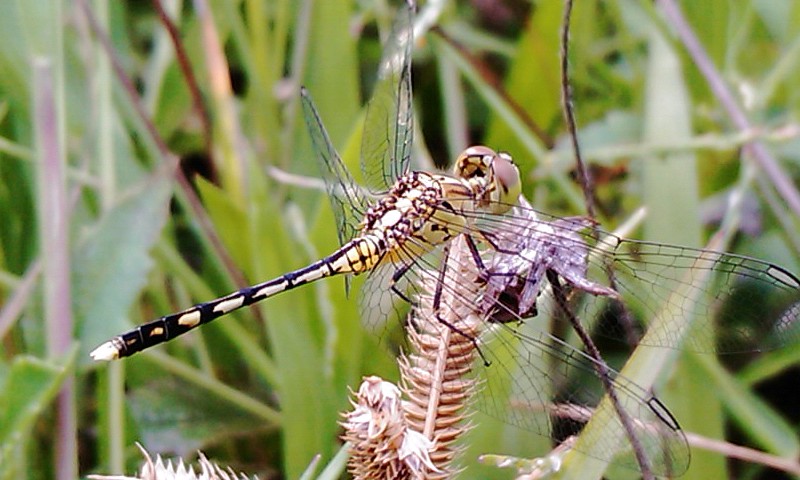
(430, 243, 491, 366)
(477, 230, 507, 252)
(465, 233, 509, 285)
(390, 261, 415, 305)
(464, 234, 487, 271)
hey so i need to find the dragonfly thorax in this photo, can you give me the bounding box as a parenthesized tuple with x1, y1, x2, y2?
(357, 171, 475, 266)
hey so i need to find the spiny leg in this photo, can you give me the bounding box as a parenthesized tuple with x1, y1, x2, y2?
(390, 261, 415, 305)
(430, 242, 491, 366)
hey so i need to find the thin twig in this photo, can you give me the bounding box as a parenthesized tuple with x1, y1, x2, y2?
(560, 0, 595, 220)
(686, 432, 800, 476)
(546, 271, 655, 480)
(559, 4, 654, 463)
(0, 260, 41, 341)
(151, 0, 214, 168)
(657, 0, 800, 220)
(34, 57, 78, 480)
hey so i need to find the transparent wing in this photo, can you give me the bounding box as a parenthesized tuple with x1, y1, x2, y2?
(349, 181, 797, 472)
(360, 1, 414, 192)
(301, 87, 370, 247)
(359, 232, 689, 475)
(427, 193, 800, 354)
(478, 323, 689, 476)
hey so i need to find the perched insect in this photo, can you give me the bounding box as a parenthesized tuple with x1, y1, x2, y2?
(91, 3, 800, 477)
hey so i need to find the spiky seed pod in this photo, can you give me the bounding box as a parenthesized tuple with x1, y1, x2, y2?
(341, 376, 439, 479)
(87, 443, 254, 480)
(343, 236, 487, 478)
(399, 236, 485, 478)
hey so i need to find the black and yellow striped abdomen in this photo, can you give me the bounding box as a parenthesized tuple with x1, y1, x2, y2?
(89, 171, 482, 360)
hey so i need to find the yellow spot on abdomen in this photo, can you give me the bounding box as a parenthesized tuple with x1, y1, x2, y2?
(177, 310, 202, 328)
(254, 282, 286, 299)
(213, 296, 244, 314)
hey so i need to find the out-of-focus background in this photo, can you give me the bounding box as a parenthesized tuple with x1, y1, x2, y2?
(1, 1, 799, 479)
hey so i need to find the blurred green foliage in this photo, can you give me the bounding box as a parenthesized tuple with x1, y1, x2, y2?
(1, 0, 799, 479)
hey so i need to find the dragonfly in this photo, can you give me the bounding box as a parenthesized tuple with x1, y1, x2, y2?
(90, 3, 800, 477)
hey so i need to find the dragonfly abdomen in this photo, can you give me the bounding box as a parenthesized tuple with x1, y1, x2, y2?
(90, 236, 386, 361)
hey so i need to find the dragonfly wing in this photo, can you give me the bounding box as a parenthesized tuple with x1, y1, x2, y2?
(301, 87, 370, 247)
(360, 1, 414, 191)
(477, 323, 690, 476)
(359, 260, 409, 337)
(607, 238, 800, 353)
(367, 231, 689, 475)
(434, 193, 800, 354)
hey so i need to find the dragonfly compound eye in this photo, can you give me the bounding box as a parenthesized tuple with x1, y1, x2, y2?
(488, 151, 521, 213)
(454, 145, 497, 179)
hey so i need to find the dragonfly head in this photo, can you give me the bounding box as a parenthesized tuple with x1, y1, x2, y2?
(454, 146, 521, 214)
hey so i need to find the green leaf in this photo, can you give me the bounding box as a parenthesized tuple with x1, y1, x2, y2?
(74, 175, 173, 364)
(127, 378, 265, 452)
(694, 354, 799, 458)
(0, 349, 76, 477)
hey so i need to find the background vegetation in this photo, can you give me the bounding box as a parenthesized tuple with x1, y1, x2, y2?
(1, 0, 799, 479)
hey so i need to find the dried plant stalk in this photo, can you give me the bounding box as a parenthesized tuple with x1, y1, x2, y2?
(399, 236, 484, 477)
(342, 236, 485, 479)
